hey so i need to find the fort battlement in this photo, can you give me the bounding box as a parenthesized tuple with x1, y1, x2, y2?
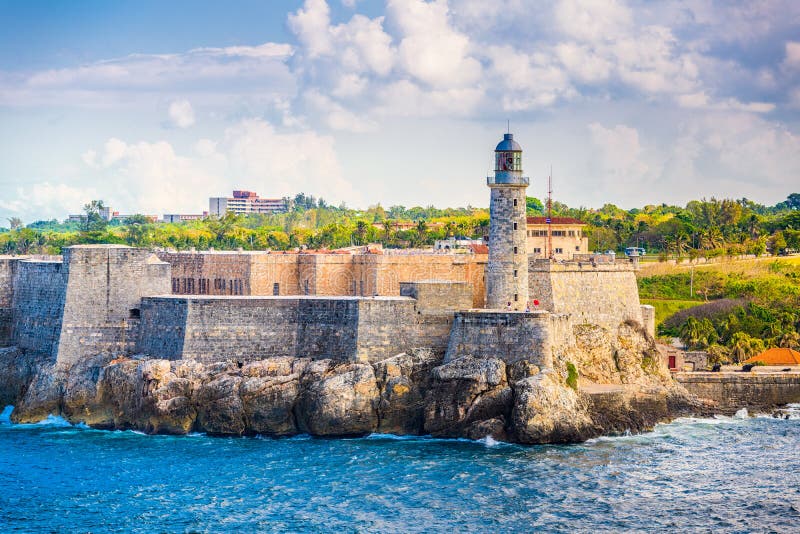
(528, 257, 646, 332)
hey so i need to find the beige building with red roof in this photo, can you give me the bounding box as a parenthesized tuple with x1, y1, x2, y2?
(526, 216, 588, 260)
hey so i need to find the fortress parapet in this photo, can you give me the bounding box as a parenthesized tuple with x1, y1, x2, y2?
(528, 257, 645, 331)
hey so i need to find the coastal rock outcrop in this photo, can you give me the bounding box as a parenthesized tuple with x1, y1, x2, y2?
(511, 370, 594, 444)
(423, 355, 512, 440)
(295, 361, 380, 436)
(0, 318, 707, 444)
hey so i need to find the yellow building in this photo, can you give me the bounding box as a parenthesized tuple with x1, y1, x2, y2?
(526, 217, 588, 260)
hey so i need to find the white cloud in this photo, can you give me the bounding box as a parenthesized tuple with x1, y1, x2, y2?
(555, 0, 632, 42)
(0, 182, 99, 220)
(168, 100, 195, 128)
(305, 90, 377, 132)
(388, 0, 481, 88)
(588, 122, 651, 186)
(0, 43, 295, 108)
(677, 91, 775, 113)
(288, 0, 334, 57)
(784, 41, 800, 71)
(60, 119, 356, 216)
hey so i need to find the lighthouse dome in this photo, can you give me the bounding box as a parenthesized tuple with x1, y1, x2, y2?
(495, 133, 522, 152)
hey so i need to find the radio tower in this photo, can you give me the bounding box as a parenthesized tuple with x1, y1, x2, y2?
(546, 168, 553, 260)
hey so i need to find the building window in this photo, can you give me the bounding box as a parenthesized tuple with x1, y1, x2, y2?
(575, 246, 580, 251)
(514, 293, 518, 302)
(273, 283, 280, 296)
(513, 269, 518, 278)
(513, 222, 517, 230)
(533, 247, 541, 253)
(513, 246, 518, 254)
(513, 198, 518, 207)
(527, 230, 531, 237)
(569, 230, 575, 236)
(555, 248, 563, 254)
(129, 308, 140, 319)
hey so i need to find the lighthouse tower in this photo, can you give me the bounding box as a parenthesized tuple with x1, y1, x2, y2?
(486, 133, 529, 311)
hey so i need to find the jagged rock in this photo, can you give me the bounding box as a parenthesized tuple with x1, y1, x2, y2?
(295, 362, 379, 436)
(240, 373, 301, 436)
(570, 324, 621, 383)
(511, 370, 594, 444)
(373, 350, 440, 435)
(195, 375, 245, 435)
(423, 355, 512, 439)
(61, 353, 117, 428)
(0, 347, 39, 410)
(12, 362, 65, 424)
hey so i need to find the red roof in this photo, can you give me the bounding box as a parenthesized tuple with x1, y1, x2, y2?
(469, 244, 489, 254)
(526, 216, 585, 225)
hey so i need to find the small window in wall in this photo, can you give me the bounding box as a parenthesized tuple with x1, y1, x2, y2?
(514, 294, 518, 302)
(513, 246, 518, 254)
(513, 269, 518, 278)
(575, 246, 580, 251)
(533, 247, 541, 254)
(555, 248, 563, 254)
(513, 222, 518, 230)
(273, 283, 280, 296)
(513, 198, 518, 207)
(129, 308, 141, 319)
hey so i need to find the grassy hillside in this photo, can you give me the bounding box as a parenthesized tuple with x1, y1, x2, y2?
(637, 256, 800, 362)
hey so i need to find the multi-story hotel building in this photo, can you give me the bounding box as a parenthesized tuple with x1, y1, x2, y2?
(209, 190, 288, 216)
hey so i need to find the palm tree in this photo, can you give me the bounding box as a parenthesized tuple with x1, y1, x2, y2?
(779, 331, 800, 350)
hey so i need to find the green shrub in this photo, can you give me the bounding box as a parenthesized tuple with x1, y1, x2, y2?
(566, 362, 578, 390)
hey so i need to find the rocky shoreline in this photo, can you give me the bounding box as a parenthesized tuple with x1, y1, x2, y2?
(0, 323, 709, 444)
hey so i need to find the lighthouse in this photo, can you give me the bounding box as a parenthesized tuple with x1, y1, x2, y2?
(486, 133, 529, 311)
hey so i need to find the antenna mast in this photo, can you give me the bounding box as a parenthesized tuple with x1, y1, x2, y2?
(547, 167, 553, 260)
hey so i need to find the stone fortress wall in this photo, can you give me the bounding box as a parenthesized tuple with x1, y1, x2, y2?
(2, 244, 651, 369)
(137, 283, 461, 364)
(527, 258, 649, 334)
(8, 246, 171, 366)
(159, 250, 488, 308)
(0, 257, 18, 346)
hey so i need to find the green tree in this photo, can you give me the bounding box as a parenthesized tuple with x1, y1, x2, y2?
(123, 214, 153, 247)
(7, 217, 22, 230)
(82, 200, 108, 233)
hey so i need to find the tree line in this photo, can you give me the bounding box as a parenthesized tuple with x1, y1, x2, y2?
(1, 193, 798, 257)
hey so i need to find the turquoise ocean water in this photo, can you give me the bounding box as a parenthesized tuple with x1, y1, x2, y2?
(1, 405, 798, 533)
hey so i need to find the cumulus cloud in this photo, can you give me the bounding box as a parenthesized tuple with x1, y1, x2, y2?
(168, 100, 195, 128)
(784, 41, 800, 71)
(66, 119, 356, 215)
(588, 122, 651, 186)
(0, 182, 99, 220)
(388, 0, 481, 88)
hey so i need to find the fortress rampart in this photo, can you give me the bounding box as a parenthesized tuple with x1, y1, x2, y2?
(159, 249, 488, 308)
(136, 295, 455, 364)
(528, 259, 645, 331)
(1, 244, 652, 371)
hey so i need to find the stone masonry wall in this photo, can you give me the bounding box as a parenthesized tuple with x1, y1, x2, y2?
(445, 311, 554, 367)
(399, 281, 473, 314)
(56, 246, 171, 367)
(11, 260, 67, 357)
(0, 257, 18, 346)
(137, 295, 455, 364)
(676, 372, 800, 411)
(487, 185, 529, 310)
(528, 260, 643, 330)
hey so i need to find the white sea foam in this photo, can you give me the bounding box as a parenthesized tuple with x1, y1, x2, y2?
(734, 408, 749, 419)
(0, 405, 12, 424)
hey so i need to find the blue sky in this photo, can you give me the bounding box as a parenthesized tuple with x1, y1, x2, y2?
(1, 0, 799, 222)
